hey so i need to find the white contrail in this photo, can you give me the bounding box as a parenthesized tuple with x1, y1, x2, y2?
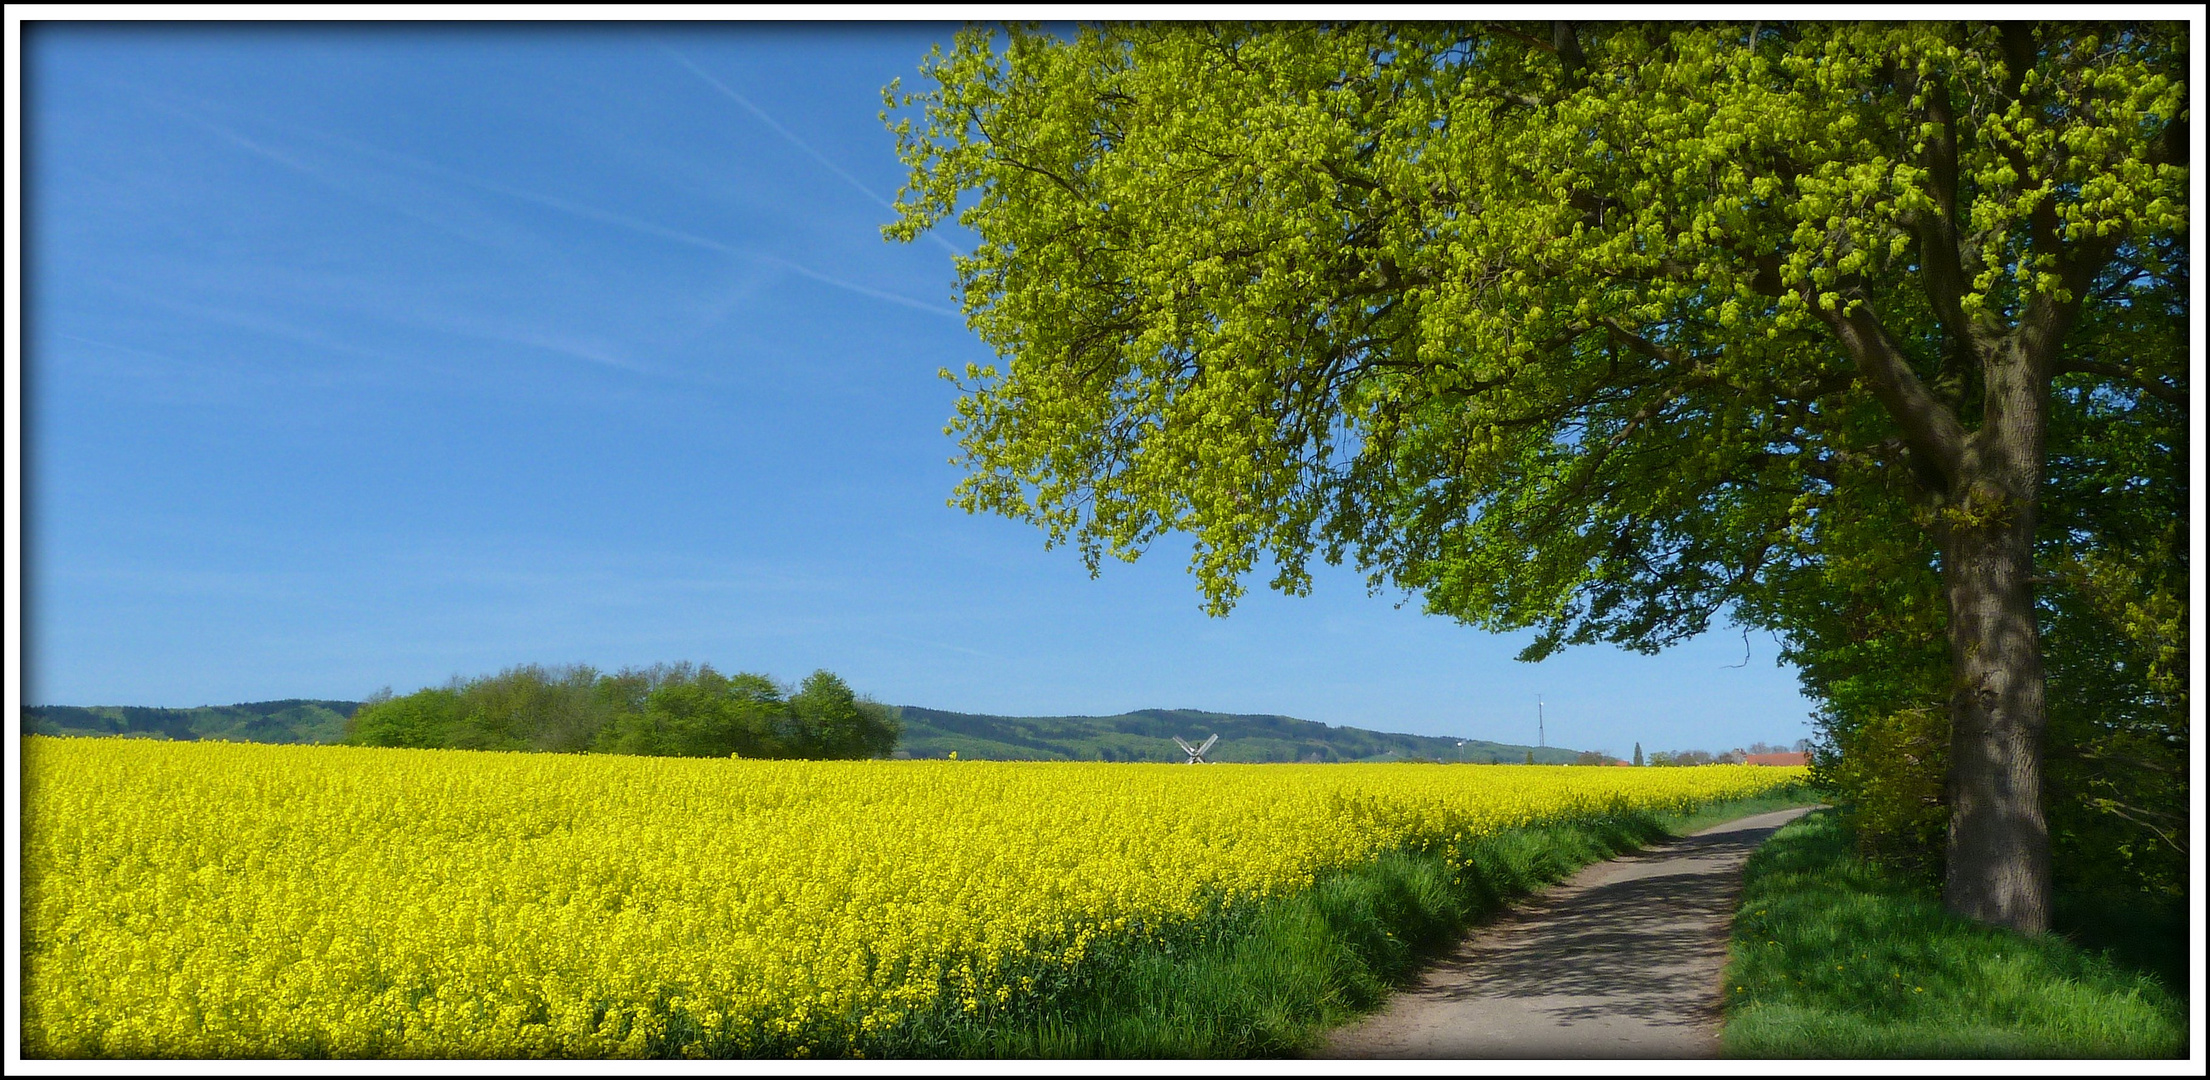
(433, 176, 965, 319)
(158, 97, 963, 320)
(869, 628, 1005, 662)
(52, 332, 190, 366)
(140, 95, 530, 258)
(759, 255, 968, 318)
(477, 182, 964, 319)
(659, 43, 965, 256)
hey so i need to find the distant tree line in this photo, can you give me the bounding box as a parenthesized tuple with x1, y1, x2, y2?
(1642, 739, 1811, 767)
(22, 700, 355, 744)
(346, 663, 900, 760)
(1470, 739, 1821, 767)
(1562, 740, 1812, 767)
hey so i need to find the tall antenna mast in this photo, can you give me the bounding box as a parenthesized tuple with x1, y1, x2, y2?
(1538, 694, 1545, 748)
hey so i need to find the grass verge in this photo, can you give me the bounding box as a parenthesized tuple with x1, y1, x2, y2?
(1720, 809, 2187, 1059)
(887, 788, 1815, 1058)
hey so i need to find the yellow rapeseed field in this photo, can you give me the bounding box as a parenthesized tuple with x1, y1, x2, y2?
(22, 736, 1804, 1057)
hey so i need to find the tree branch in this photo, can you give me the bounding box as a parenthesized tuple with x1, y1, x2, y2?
(1911, 70, 1987, 381)
(1812, 288, 1968, 489)
(1997, 24, 2063, 256)
(1530, 383, 1684, 538)
(2054, 358, 2185, 406)
(1484, 22, 1556, 54)
(2088, 799, 2188, 855)
(1552, 22, 1588, 87)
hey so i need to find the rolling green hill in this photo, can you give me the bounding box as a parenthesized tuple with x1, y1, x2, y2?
(21, 700, 359, 745)
(890, 705, 1584, 764)
(20, 700, 1586, 764)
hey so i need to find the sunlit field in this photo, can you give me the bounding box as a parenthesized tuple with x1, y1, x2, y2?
(23, 736, 1805, 1057)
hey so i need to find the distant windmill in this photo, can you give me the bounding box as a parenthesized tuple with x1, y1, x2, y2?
(1172, 734, 1219, 764)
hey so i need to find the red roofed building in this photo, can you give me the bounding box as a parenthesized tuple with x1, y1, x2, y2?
(1744, 751, 1808, 767)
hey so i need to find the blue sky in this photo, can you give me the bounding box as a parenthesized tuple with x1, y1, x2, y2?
(21, 22, 1815, 756)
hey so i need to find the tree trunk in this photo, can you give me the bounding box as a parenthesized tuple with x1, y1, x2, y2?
(1935, 309, 2060, 933)
(1939, 498, 2052, 933)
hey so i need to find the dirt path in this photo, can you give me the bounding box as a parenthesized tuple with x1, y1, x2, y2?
(1321, 805, 1815, 1059)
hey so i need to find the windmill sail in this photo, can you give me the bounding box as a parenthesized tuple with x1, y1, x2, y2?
(1173, 734, 1219, 764)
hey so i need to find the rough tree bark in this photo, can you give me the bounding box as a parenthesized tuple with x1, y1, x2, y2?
(1939, 493, 2053, 933)
(1818, 258, 2084, 933)
(1813, 22, 2128, 933)
(1936, 345, 2051, 935)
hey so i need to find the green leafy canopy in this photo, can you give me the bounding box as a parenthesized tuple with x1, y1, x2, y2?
(884, 22, 2184, 662)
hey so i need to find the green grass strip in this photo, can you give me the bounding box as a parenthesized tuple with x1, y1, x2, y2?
(889, 788, 1817, 1058)
(1720, 809, 2187, 1059)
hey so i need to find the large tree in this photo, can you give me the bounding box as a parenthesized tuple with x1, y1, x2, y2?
(884, 21, 2188, 933)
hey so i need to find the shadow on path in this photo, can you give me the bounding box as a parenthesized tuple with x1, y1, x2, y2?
(1322, 806, 1813, 1059)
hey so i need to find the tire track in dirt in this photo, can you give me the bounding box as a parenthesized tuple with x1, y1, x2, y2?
(1322, 805, 1816, 1059)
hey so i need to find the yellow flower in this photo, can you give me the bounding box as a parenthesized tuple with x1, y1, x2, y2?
(21, 737, 1803, 1057)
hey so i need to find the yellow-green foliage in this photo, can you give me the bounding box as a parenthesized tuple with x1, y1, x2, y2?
(1817, 705, 1949, 867)
(23, 736, 1804, 1058)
